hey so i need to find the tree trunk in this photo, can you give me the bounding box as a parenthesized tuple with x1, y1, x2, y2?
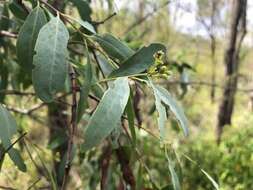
(216, 0, 247, 144)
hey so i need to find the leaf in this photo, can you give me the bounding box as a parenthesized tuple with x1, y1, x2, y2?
(17, 6, 47, 72)
(93, 33, 135, 62)
(165, 150, 181, 190)
(9, 0, 28, 20)
(0, 4, 9, 30)
(71, 0, 92, 22)
(81, 77, 130, 151)
(0, 104, 26, 172)
(71, 18, 96, 34)
(32, 16, 69, 103)
(125, 89, 136, 146)
(109, 43, 166, 77)
(154, 90, 167, 141)
(201, 169, 219, 190)
(77, 40, 92, 122)
(149, 81, 188, 136)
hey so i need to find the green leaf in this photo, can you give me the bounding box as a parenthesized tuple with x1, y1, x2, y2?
(17, 6, 47, 72)
(74, 19, 96, 34)
(125, 89, 136, 146)
(150, 82, 188, 136)
(201, 169, 219, 190)
(93, 33, 135, 62)
(109, 43, 166, 77)
(0, 4, 9, 30)
(77, 40, 92, 122)
(9, 0, 28, 20)
(165, 150, 181, 190)
(0, 104, 26, 172)
(71, 0, 92, 22)
(32, 16, 69, 103)
(81, 77, 130, 151)
(154, 90, 167, 141)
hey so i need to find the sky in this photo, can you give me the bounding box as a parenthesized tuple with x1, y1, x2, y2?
(113, 0, 253, 45)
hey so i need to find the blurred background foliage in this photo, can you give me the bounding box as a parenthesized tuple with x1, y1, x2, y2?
(1, 0, 253, 189)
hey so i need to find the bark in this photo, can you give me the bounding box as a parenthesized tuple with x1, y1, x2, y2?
(216, 0, 247, 144)
(210, 0, 218, 102)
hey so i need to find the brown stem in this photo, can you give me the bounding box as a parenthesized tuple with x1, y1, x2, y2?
(61, 65, 78, 190)
(100, 145, 112, 190)
(0, 30, 17, 38)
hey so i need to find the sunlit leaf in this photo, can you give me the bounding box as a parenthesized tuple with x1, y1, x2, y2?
(32, 16, 69, 102)
(150, 81, 188, 136)
(81, 77, 130, 151)
(94, 33, 134, 62)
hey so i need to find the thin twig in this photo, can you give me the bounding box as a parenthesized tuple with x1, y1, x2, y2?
(124, 1, 171, 35)
(27, 178, 41, 190)
(61, 65, 78, 190)
(0, 30, 17, 38)
(93, 12, 117, 26)
(3, 132, 27, 155)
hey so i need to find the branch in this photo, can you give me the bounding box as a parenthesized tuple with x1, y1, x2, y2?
(93, 12, 117, 26)
(0, 30, 17, 38)
(0, 90, 35, 96)
(124, 1, 171, 35)
(61, 65, 78, 190)
(1, 132, 27, 156)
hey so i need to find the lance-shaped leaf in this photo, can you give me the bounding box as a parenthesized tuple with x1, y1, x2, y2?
(165, 149, 181, 190)
(150, 82, 189, 135)
(17, 6, 47, 72)
(109, 43, 166, 77)
(81, 77, 130, 151)
(93, 33, 134, 62)
(154, 90, 167, 141)
(32, 16, 69, 103)
(0, 104, 26, 172)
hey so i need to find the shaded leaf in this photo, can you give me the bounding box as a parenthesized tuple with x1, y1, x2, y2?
(0, 104, 26, 172)
(94, 33, 134, 62)
(125, 89, 136, 146)
(81, 77, 130, 151)
(17, 6, 47, 72)
(32, 16, 69, 102)
(71, 0, 92, 22)
(9, 0, 28, 20)
(109, 43, 166, 77)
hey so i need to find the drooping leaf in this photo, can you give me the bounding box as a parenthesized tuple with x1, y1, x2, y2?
(0, 104, 26, 172)
(154, 90, 167, 141)
(77, 40, 92, 122)
(74, 19, 96, 34)
(0, 4, 9, 30)
(149, 81, 188, 136)
(81, 77, 130, 151)
(9, 0, 28, 20)
(165, 149, 181, 190)
(125, 89, 136, 146)
(93, 33, 135, 62)
(201, 169, 220, 190)
(71, 0, 92, 22)
(32, 16, 69, 103)
(17, 6, 47, 72)
(109, 43, 166, 77)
